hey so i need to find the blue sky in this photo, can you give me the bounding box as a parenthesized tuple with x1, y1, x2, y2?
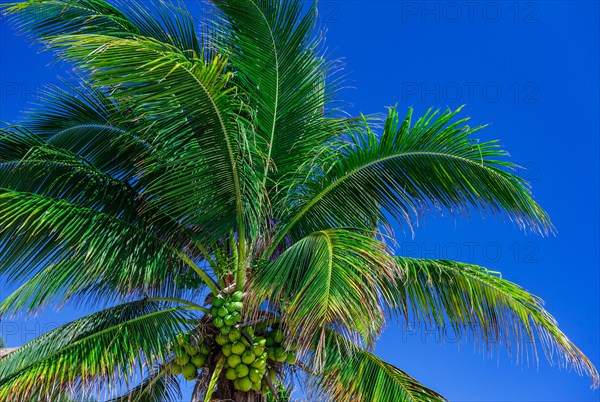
(1, 1, 599, 401)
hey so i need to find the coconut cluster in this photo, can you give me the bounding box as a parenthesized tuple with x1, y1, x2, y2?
(168, 290, 298, 392)
(170, 333, 212, 381)
(211, 291, 244, 332)
(219, 326, 268, 392)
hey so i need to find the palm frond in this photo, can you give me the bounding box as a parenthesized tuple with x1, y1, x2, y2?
(0, 300, 196, 401)
(271, 107, 553, 254)
(46, 33, 255, 243)
(2, 0, 201, 59)
(384, 257, 600, 388)
(307, 329, 445, 401)
(0, 188, 191, 312)
(107, 365, 181, 402)
(212, 0, 340, 192)
(252, 229, 394, 350)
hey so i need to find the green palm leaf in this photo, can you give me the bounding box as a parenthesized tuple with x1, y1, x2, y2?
(308, 329, 445, 401)
(252, 229, 393, 349)
(384, 257, 599, 387)
(212, 0, 339, 189)
(108, 365, 181, 402)
(46, 33, 253, 244)
(270, 107, 553, 255)
(3, 0, 201, 58)
(0, 300, 195, 401)
(0, 188, 191, 311)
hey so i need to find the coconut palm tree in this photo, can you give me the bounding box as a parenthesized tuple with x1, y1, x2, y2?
(0, 0, 597, 401)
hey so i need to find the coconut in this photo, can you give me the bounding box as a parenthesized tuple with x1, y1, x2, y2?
(222, 343, 233, 357)
(191, 354, 206, 369)
(225, 367, 238, 381)
(231, 291, 244, 302)
(230, 302, 243, 312)
(170, 363, 183, 375)
(251, 380, 261, 392)
(182, 363, 197, 380)
(220, 326, 231, 335)
(174, 352, 189, 366)
(228, 328, 242, 342)
(285, 351, 296, 364)
(215, 334, 229, 346)
(235, 363, 249, 378)
(274, 347, 287, 363)
(252, 345, 265, 356)
(231, 311, 241, 323)
(217, 306, 228, 317)
(212, 296, 225, 308)
(248, 367, 262, 383)
(251, 358, 266, 369)
(184, 345, 198, 356)
(236, 376, 253, 392)
(241, 350, 256, 365)
(224, 314, 237, 326)
(227, 354, 242, 368)
(213, 317, 224, 328)
(231, 341, 246, 355)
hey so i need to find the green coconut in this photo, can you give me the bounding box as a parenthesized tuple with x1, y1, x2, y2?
(215, 334, 229, 346)
(184, 345, 198, 356)
(285, 351, 296, 364)
(248, 367, 262, 383)
(220, 325, 231, 335)
(230, 302, 244, 312)
(241, 350, 256, 365)
(174, 352, 189, 366)
(212, 296, 225, 308)
(213, 316, 224, 328)
(231, 291, 244, 302)
(231, 341, 246, 355)
(191, 354, 206, 369)
(252, 345, 265, 356)
(230, 311, 241, 323)
(273, 329, 284, 344)
(224, 314, 237, 326)
(218, 306, 229, 317)
(222, 343, 233, 357)
(225, 367, 238, 381)
(236, 376, 253, 392)
(251, 380, 261, 392)
(182, 363, 197, 381)
(228, 328, 242, 342)
(274, 347, 287, 363)
(235, 363, 249, 378)
(227, 354, 242, 368)
(251, 358, 266, 369)
(170, 363, 183, 375)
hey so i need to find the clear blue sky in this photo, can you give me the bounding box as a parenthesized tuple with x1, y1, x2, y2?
(1, 1, 599, 401)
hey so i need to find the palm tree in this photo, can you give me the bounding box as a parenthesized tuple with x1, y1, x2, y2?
(0, 0, 597, 400)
